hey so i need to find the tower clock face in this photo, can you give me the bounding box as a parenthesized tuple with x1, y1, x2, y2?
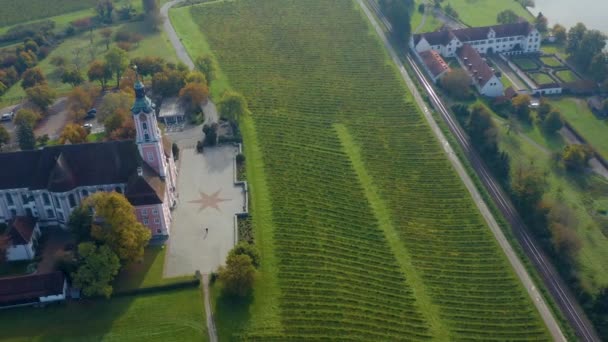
(139, 113, 147, 122)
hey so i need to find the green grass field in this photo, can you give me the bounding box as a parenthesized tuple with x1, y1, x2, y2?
(555, 70, 580, 83)
(178, 0, 550, 339)
(551, 98, 608, 159)
(530, 72, 555, 85)
(512, 56, 540, 70)
(0, 20, 178, 107)
(0, 0, 97, 27)
(540, 56, 563, 68)
(0, 288, 207, 341)
(486, 107, 608, 293)
(447, 0, 533, 27)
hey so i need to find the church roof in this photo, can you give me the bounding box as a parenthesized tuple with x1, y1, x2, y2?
(131, 81, 155, 114)
(0, 141, 140, 191)
(125, 162, 165, 206)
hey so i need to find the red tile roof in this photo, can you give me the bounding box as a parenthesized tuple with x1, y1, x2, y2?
(457, 44, 496, 88)
(419, 50, 450, 78)
(0, 272, 65, 306)
(8, 216, 36, 245)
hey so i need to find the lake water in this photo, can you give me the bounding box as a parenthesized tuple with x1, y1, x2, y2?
(529, 0, 608, 33)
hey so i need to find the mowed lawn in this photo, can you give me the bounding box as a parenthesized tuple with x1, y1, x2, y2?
(178, 0, 550, 340)
(0, 288, 207, 341)
(551, 97, 608, 159)
(447, 0, 532, 26)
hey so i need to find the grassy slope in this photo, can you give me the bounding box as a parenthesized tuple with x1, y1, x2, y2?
(0, 0, 97, 27)
(1, 20, 178, 106)
(483, 104, 608, 293)
(179, 2, 552, 337)
(0, 288, 207, 341)
(551, 97, 608, 159)
(448, 0, 533, 27)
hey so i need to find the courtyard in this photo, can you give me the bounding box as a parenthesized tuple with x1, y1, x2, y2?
(164, 144, 245, 277)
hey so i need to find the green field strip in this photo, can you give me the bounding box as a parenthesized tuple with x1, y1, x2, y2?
(238, 115, 284, 336)
(335, 123, 448, 341)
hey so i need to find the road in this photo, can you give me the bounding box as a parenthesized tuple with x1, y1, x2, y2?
(360, 1, 601, 341)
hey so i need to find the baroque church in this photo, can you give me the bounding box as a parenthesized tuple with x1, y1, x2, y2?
(0, 80, 178, 236)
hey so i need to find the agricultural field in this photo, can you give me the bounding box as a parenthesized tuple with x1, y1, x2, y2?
(529, 71, 555, 85)
(0, 0, 97, 28)
(0, 288, 207, 341)
(446, 0, 533, 27)
(555, 69, 580, 82)
(179, 0, 550, 340)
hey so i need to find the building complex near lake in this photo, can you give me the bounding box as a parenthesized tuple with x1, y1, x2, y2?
(411, 22, 542, 97)
(0, 81, 178, 237)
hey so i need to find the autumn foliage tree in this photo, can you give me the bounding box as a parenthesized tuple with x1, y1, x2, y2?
(67, 85, 99, 122)
(85, 192, 151, 263)
(561, 144, 593, 172)
(195, 55, 216, 84)
(14, 109, 41, 127)
(0, 125, 9, 151)
(59, 123, 88, 144)
(217, 91, 249, 121)
(21, 67, 46, 89)
(179, 82, 209, 113)
(26, 84, 56, 113)
(88, 60, 112, 89)
(440, 69, 472, 100)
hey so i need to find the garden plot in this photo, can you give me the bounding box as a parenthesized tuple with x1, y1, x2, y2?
(185, 0, 551, 340)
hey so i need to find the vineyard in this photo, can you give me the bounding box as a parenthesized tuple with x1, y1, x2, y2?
(0, 0, 97, 27)
(187, 0, 550, 340)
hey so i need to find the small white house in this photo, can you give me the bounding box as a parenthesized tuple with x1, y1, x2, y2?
(5, 217, 40, 261)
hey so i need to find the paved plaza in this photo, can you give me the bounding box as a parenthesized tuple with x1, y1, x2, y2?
(164, 145, 245, 277)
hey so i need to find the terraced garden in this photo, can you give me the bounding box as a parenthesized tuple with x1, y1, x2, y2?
(183, 0, 550, 340)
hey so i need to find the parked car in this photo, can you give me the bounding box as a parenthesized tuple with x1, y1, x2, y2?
(85, 108, 97, 119)
(83, 123, 93, 130)
(1, 111, 14, 122)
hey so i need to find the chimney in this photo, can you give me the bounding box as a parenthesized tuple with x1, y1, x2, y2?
(137, 167, 143, 177)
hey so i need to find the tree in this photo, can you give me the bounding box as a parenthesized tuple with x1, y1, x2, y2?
(99, 91, 134, 122)
(67, 86, 98, 122)
(0, 125, 9, 151)
(228, 242, 260, 268)
(185, 71, 207, 85)
(60, 67, 84, 87)
(511, 163, 547, 213)
(72, 242, 120, 298)
(497, 10, 519, 24)
(104, 47, 129, 88)
(467, 105, 498, 153)
(440, 69, 471, 100)
(552, 24, 567, 44)
(96, 0, 114, 23)
(575, 30, 607, 70)
(21, 67, 46, 89)
(179, 82, 209, 113)
(536, 98, 552, 121)
(217, 91, 248, 121)
(59, 123, 88, 144)
(588, 52, 608, 83)
(542, 110, 564, 133)
(68, 205, 93, 242)
(14, 109, 41, 127)
(152, 69, 186, 97)
(534, 12, 548, 33)
(86, 192, 151, 263)
(566, 23, 587, 56)
(195, 55, 216, 84)
(142, 0, 162, 31)
(26, 85, 56, 112)
(511, 94, 531, 122)
(100, 27, 113, 51)
(88, 60, 112, 89)
(16, 122, 35, 150)
(15, 51, 37, 73)
(219, 253, 255, 297)
(562, 144, 593, 171)
(107, 114, 135, 140)
(132, 56, 165, 78)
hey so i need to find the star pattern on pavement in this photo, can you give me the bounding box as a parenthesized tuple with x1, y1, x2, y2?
(188, 189, 232, 212)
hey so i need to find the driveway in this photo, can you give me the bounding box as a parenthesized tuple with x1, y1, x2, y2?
(164, 145, 245, 277)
